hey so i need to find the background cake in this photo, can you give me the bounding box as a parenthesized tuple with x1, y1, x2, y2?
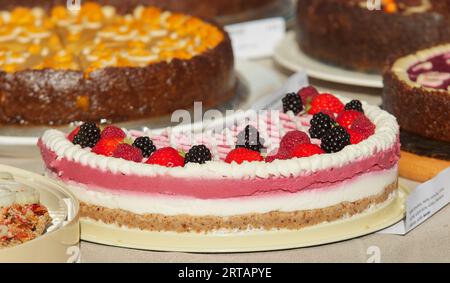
(39, 87, 400, 233)
(296, 0, 450, 73)
(383, 43, 450, 181)
(0, 0, 279, 19)
(0, 3, 235, 126)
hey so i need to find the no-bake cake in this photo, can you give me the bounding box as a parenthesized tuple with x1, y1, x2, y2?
(383, 43, 450, 181)
(39, 87, 400, 233)
(0, 179, 52, 248)
(0, 0, 279, 19)
(296, 0, 450, 73)
(0, 3, 235, 126)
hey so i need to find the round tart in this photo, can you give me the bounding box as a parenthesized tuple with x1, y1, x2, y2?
(296, 0, 450, 73)
(39, 88, 400, 233)
(0, 3, 236, 126)
(383, 43, 450, 181)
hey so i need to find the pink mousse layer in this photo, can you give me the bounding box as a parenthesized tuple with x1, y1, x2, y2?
(39, 140, 400, 200)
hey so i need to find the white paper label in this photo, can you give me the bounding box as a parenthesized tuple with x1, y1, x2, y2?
(379, 167, 450, 235)
(225, 18, 286, 59)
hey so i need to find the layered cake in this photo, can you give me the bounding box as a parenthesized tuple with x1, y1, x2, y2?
(383, 43, 450, 181)
(0, 0, 279, 19)
(0, 177, 52, 248)
(296, 0, 450, 73)
(39, 87, 400, 233)
(0, 3, 235, 126)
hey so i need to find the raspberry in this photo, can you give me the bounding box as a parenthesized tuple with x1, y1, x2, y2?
(265, 148, 291, 163)
(320, 126, 351, 153)
(146, 147, 184, 167)
(236, 125, 265, 153)
(345, 100, 364, 113)
(291, 143, 325, 158)
(308, 93, 344, 115)
(279, 131, 310, 153)
(225, 148, 263, 164)
(347, 129, 365, 145)
(73, 122, 101, 148)
(112, 144, 143, 162)
(92, 138, 122, 157)
(101, 125, 126, 139)
(351, 115, 375, 137)
(336, 110, 364, 131)
(132, 136, 156, 158)
(185, 145, 212, 164)
(282, 92, 304, 115)
(309, 112, 335, 139)
(298, 86, 319, 106)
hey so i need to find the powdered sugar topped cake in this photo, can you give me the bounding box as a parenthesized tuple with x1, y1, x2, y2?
(39, 86, 400, 233)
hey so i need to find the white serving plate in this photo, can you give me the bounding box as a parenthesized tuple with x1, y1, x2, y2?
(0, 165, 80, 263)
(274, 32, 383, 88)
(0, 60, 285, 157)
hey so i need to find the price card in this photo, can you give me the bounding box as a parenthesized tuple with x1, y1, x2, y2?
(225, 18, 286, 59)
(379, 167, 450, 235)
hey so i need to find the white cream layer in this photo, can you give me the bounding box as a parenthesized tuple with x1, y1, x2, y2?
(56, 167, 397, 217)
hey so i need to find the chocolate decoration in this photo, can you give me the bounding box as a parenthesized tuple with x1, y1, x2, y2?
(400, 130, 450, 161)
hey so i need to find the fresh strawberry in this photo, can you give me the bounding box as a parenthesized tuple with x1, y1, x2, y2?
(225, 148, 263, 164)
(146, 147, 184, 167)
(336, 110, 363, 131)
(347, 129, 365, 144)
(68, 126, 80, 142)
(101, 125, 126, 139)
(308, 93, 344, 115)
(112, 144, 143, 162)
(291, 143, 325, 158)
(298, 86, 319, 106)
(92, 138, 123, 156)
(265, 148, 291, 163)
(279, 131, 310, 153)
(351, 115, 375, 137)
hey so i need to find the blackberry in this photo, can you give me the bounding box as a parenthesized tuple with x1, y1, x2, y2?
(282, 92, 303, 115)
(132, 137, 157, 158)
(236, 125, 265, 152)
(73, 122, 101, 148)
(320, 126, 351, 153)
(185, 145, 212, 164)
(345, 100, 364, 113)
(309, 112, 335, 139)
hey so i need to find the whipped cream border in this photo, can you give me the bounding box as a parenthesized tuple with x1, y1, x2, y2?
(41, 95, 399, 180)
(392, 43, 450, 93)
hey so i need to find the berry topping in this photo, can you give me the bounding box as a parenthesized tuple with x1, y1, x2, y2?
(309, 112, 335, 139)
(225, 148, 264, 164)
(112, 144, 143, 162)
(101, 125, 126, 139)
(92, 138, 122, 157)
(298, 86, 319, 106)
(236, 125, 265, 153)
(132, 136, 157, 158)
(336, 110, 363, 131)
(185, 145, 212, 164)
(291, 143, 325, 158)
(320, 126, 351, 153)
(282, 92, 304, 115)
(146, 147, 185, 167)
(344, 100, 364, 113)
(351, 115, 376, 137)
(72, 122, 101, 148)
(308, 93, 344, 115)
(279, 130, 310, 153)
(265, 148, 291, 163)
(68, 126, 80, 142)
